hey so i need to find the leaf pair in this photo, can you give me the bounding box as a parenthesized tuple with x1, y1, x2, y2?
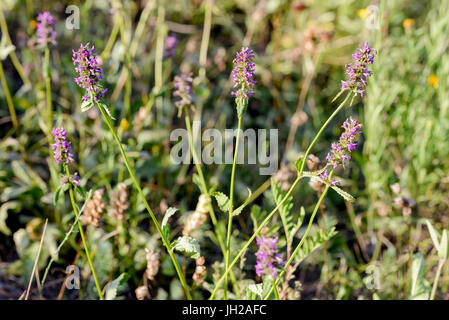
(212, 188, 252, 217)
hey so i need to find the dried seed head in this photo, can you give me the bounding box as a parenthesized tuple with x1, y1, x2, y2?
(192, 256, 206, 286)
(81, 189, 105, 227)
(273, 165, 295, 192)
(109, 183, 129, 221)
(183, 194, 210, 236)
(145, 249, 160, 281)
(135, 286, 148, 300)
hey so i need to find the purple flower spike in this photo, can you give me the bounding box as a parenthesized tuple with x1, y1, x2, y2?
(51, 127, 74, 165)
(173, 73, 193, 109)
(72, 43, 107, 102)
(231, 47, 256, 100)
(36, 12, 57, 47)
(255, 236, 284, 279)
(341, 42, 376, 97)
(321, 117, 362, 186)
(163, 34, 178, 59)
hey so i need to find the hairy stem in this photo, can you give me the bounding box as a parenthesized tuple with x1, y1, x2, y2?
(264, 170, 333, 300)
(224, 115, 242, 299)
(97, 102, 192, 300)
(64, 165, 104, 300)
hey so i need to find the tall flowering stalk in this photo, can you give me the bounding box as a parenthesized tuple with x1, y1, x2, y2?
(51, 127, 104, 299)
(223, 47, 256, 299)
(72, 43, 192, 299)
(174, 73, 242, 297)
(209, 42, 376, 300)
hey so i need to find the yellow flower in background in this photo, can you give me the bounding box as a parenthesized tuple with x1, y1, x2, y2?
(120, 118, 129, 131)
(403, 18, 415, 29)
(29, 19, 37, 29)
(428, 74, 439, 88)
(357, 8, 369, 19)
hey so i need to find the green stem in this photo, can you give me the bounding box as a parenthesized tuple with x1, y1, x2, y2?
(209, 176, 302, 300)
(64, 165, 104, 300)
(0, 10, 31, 87)
(184, 110, 241, 298)
(198, 0, 212, 80)
(44, 47, 52, 133)
(224, 115, 243, 300)
(209, 91, 352, 300)
(0, 60, 19, 132)
(96, 102, 192, 300)
(264, 170, 333, 300)
(430, 259, 445, 300)
(155, 4, 165, 120)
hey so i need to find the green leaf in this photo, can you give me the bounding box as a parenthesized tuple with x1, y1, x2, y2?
(105, 273, 130, 300)
(330, 184, 355, 202)
(99, 101, 115, 120)
(231, 188, 252, 217)
(74, 186, 86, 200)
(162, 207, 178, 229)
(0, 201, 20, 235)
(293, 227, 338, 263)
(0, 35, 15, 60)
(425, 220, 441, 252)
(212, 192, 230, 213)
(439, 230, 448, 260)
(410, 253, 430, 300)
(161, 207, 178, 242)
(171, 236, 200, 259)
(295, 156, 304, 173)
(53, 184, 65, 206)
(250, 205, 265, 232)
(80, 99, 93, 112)
(271, 179, 295, 237)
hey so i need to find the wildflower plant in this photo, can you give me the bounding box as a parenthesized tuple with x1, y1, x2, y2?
(72, 42, 193, 299)
(51, 127, 104, 299)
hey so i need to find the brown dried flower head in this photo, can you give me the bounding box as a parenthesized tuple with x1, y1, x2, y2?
(183, 194, 210, 236)
(81, 189, 105, 227)
(145, 249, 160, 281)
(192, 256, 206, 286)
(109, 183, 129, 221)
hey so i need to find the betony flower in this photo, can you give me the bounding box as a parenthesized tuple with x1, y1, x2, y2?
(320, 117, 362, 186)
(173, 73, 193, 109)
(255, 236, 284, 279)
(51, 127, 74, 164)
(341, 42, 376, 97)
(231, 47, 256, 100)
(36, 12, 57, 47)
(61, 172, 80, 187)
(163, 34, 178, 59)
(72, 43, 107, 102)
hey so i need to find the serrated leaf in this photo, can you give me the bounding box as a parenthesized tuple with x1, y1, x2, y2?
(425, 220, 440, 252)
(100, 101, 115, 120)
(105, 273, 130, 300)
(162, 207, 178, 229)
(80, 99, 93, 112)
(212, 192, 230, 213)
(231, 188, 252, 217)
(330, 185, 355, 202)
(171, 236, 200, 259)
